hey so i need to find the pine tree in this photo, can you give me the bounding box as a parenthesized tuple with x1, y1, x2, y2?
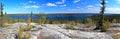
(94, 0, 106, 32)
(30, 11, 33, 22)
(39, 13, 46, 24)
(0, 3, 4, 26)
(18, 16, 20, 22)
(4, 12, 7, 21)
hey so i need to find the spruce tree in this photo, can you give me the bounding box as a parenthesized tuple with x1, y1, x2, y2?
(39, 13, 46, 24)
(94, 0, 106, 32)
(0, 3, 4, 26)
(30, 11, 33, 22)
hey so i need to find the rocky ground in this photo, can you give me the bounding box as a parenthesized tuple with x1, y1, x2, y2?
(0, 23, 120, 39)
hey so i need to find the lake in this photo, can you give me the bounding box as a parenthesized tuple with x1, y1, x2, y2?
(7, 13, 97, 20)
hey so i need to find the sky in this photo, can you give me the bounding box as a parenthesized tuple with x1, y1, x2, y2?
(0, 0, 120, 14)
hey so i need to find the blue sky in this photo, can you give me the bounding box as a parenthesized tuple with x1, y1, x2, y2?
(0, 0, 120, 14)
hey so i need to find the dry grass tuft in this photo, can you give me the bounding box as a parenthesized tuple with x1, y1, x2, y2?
(113, 30, 119, 39)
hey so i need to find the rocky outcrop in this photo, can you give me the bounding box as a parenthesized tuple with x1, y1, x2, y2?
(0, 23, 118, 39)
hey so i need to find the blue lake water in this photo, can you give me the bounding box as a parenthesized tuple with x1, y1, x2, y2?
(7, 14, 96, 20)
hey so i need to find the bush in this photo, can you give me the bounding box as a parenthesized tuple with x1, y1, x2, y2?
(18, 25, 31, 39)
(23, 33, 31, 39)
(18, 25, 24, 39)
(65, 25, 75, 30)
(113, 30, 118, 39)
(2, 21, 9, 28)
(70, 21, 76, 26)
(102, 20, 110, 31)
(39, 13, 46, 24)
(112, 19, 117, 23)
(86, 18, 94, 27)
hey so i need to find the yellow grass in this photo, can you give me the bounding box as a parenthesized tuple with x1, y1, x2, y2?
(113, 30, 118, 39)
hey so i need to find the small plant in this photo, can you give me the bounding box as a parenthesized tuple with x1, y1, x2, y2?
(2, 21, 9, 28)
(113, 30, 118, 39)
(23, 33, 31, 39)
(0, 3, 4, 26)
(70, 21, 76, 26)
(112, 19, 117, 23)
(18, 25, 31, 39)
(18, 16, 20, 22)
(30, 11, 33, 22)
(101, 20, 110, 31)
(65, 25, 75, 30)
(52, 21, 61, 24)
(39, 13, 46, 24)
(25, 17, 32, 31)
(87, 18, 94, 27)
(18, 25, 24, 39)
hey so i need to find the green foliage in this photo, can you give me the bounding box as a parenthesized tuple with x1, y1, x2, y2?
(30, 12, 33, 22)
(18, 16, 20, 22)
(112, 19, 117, 23)
(0, 3, 4, 26)
(100, 0, 106, 32)
(18, 25, 24, 39)
(39, 13, 46, 24)
(45, 20, 51, 24)
(18, 25, 31, 39)
(52, 21, 61, 24)
(65, 25, 75, 30)
(94, 0, 106, 32)
(27, 17, 31, 25)
(102, 20, 110, 31)
(25, 17, 33, 31)
(86, 18, 94, 27)
(2, 21, 9, 28)
(113, 30, 119, 39)
(69, 21, 76, 26)
(65, 24, 75, 30)
(23, 33, 31, 39)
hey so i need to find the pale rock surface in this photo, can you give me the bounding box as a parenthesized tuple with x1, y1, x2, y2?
(1, 23, 120, 39)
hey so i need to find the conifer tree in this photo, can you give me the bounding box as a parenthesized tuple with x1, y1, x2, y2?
(30, 11, 33, 22)
(39, 13, 46, 24)
(94, 0, 106, 32)
(0, 3, 4, 26)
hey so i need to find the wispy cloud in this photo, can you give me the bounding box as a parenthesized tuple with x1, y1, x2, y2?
(77, 6, 80, 8)
(55, 0, 66, 4)
(74, 0, 80, 3)
(106, 8, 120, 11)
(96, 4, 102, 7)
(24, 5, 41, 9)
(105, 8, 120, 13)
(46, 3, 57, 6)
(60, 4, 67, 7)
(116, 0, 120, 3)
(87, 5, 93, 8)
(21, 0, 41, 9)
(28, 1, 36, 4)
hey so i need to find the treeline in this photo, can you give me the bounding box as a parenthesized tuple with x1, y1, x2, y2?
(90, 14, 120, 23)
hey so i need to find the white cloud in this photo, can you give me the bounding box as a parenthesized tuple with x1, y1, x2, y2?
(106, 1, 108, 3)
(105, 8, 120, 14)
(77, 6, 80, 8)
(87, 5, 93, 8)
(74, 0, 80, 3)
(63, 4, 66, 6)
(96, 4, 102, 7)
(106, 8, 120, 12)
(55, 0, 66, 4)
(24, 5, 40, 9)
(116, 0, 120, 3)
(28, 1, 36, 4)
(46, 3, 57, 6)
(29, 1, 32, 3)
(60, 4, 67, 7)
